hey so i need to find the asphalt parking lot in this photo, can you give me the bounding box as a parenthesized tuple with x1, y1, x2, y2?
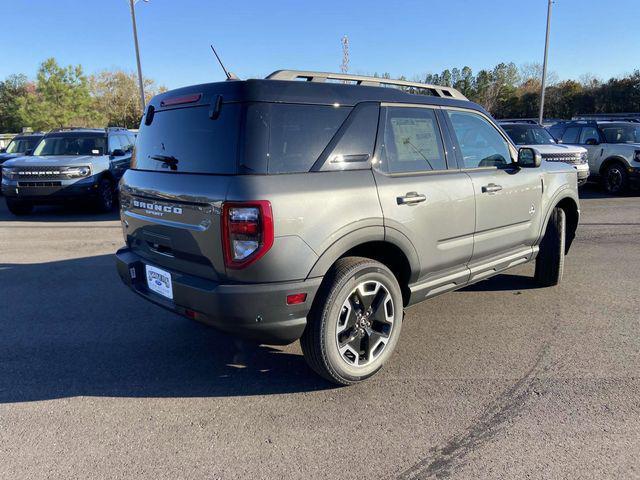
(0, 186, 638, 479)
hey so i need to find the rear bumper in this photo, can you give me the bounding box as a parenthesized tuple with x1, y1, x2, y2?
(115, 247, 322, 345)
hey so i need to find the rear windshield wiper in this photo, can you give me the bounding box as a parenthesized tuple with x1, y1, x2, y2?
(149, 154, 179, 171)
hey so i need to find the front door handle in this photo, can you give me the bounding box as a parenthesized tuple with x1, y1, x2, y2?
(481, 183, 503, 194)
(397, 192, 427, 205)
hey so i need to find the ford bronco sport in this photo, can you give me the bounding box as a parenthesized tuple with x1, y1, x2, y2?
(115, 71, 580, 385)
(2, 127, 135, 215)
(549, 119, 640, 194)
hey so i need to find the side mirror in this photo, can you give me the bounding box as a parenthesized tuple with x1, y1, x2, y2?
(0, 148, 6, 153)
(111, 149, 125, 157)
(517, 147, 542, 168)
(25, 149, 33, 156)
(585, 138, 599, 146)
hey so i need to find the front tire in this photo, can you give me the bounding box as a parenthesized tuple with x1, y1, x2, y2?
(300, 257, 403, 385)
(6, 198, 33, 216)
(602, 162, 629, 195)
(534, 207, 566, 287)
(95, 178, 115, 212)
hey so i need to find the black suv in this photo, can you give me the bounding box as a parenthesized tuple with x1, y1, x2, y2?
(2, 127, 135, 214)
(0, 132, 44, 182)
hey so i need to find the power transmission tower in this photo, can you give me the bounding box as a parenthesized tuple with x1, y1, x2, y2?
(341, 35, 349, 74)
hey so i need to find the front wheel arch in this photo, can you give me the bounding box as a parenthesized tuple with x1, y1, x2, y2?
(538, 194, 579, 255)
(598, 156, 628, 177)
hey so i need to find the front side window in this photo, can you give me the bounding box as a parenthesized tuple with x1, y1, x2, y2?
(561, 126, 581, 144)
(447, 110, 512, 168)
(377, 107, 447, 173)
(579, 127, 600, 144)
(117, 134, 133, 152)
(33, 136, 107, 156)
(108, 135, 123, 153)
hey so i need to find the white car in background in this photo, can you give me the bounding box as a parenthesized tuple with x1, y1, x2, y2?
(549, 120, 640, 194)
(499, 120, 589, 187)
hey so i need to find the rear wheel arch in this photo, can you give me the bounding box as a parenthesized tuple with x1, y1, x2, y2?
(309, 232, 417, 307)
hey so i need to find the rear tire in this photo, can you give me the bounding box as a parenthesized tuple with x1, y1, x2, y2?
(95, 178, 115, 212)
(602, 162, 629, 195)
(534, 207, 565, 287)
(6, 198, 33, 216)
(300, 257, 403, 386)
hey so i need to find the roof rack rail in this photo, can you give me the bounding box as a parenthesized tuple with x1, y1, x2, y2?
(105, 126, 128, 131)
(48, 127, 87, 132)
(266, 70, 468, 100)
(572, 114, 640, 123)
(497, 118, 540, 125)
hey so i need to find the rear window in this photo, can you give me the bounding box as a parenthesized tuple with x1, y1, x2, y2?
(133, 104, 241, 174)
(133, 102, 351, 175)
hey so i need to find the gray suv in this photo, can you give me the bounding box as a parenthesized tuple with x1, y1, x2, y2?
(2, 127, 135, 215)
(115, 71, 580, 385)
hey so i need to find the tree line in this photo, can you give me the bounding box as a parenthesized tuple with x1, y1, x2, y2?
(0, 58, 165, 133)
(383, 62, 640, 119)
(1, 58, 639, 133)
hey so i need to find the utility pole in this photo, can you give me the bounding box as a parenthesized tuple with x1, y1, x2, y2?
(129, 0, 148, 111)
(538, 0, 553, 124)
(341, 35, 349, 74)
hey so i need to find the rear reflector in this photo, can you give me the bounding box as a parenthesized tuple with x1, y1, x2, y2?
(286, 293, 307, 305)
(184, 309, 197, 319)
(160, 93, 202, 107)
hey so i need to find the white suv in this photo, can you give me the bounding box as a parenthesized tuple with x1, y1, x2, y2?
(500, 121, 589, 187)
(549, 120, 640, 194)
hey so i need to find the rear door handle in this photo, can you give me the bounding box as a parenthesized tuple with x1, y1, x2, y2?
(481, 183, 503, 194)
(397, 192, 427, 205)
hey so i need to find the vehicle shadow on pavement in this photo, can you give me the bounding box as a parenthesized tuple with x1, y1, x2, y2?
(459, 273, 539, 292)
(578, 183, 639, 200)
(0, 203, 119, 223)
(0, 254, 333, 403)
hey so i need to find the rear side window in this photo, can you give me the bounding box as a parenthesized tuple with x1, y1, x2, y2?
(133, 105, 240, 174)
(377, 107, 447, 173)
(243, 103, 350, 174)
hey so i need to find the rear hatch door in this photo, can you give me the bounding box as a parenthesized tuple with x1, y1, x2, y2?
(120, 90, 242, 281)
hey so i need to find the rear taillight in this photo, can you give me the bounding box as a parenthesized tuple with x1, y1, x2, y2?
(222, 201, 274, 269)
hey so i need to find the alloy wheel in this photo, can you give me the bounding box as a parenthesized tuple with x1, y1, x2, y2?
(606, 166, 623, 193)
(335, 280, 395, 368)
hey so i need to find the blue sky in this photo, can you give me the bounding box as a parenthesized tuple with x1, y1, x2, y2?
(2, 0, 638, 90)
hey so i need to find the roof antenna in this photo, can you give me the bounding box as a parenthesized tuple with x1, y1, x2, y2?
(210, 45, 239, 80)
